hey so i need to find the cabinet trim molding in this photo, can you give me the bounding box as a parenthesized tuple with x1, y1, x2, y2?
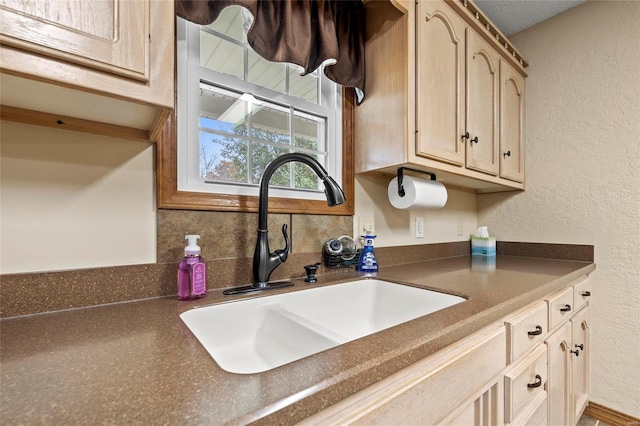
(444, 0, 528, 75)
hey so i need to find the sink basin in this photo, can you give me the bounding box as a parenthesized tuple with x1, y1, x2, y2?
(180, 279, 465, 374)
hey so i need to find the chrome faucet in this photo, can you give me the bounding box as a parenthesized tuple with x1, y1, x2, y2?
(223, 153, 346, 295)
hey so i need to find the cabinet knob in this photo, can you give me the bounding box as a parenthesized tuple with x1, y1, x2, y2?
(470, 136, 479, 144)
(527, 325, 543, 336)
(560, 304, 572, 312)
(527, 374, 543, 389)
(503, 151, 511, 158)
(575, 344, 584, 351)
(581, 291, 591, 297)
(461, 132, 470, 140)
(570, 349, 580, 357)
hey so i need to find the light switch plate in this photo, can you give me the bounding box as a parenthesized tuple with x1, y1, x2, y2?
(416, 217, 424, 238)
(359, 216, 375, 235)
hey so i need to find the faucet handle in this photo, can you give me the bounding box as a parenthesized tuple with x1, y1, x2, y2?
(273, 224, 290, 262)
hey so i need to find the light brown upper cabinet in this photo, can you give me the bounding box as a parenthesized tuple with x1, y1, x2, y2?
(356, 0, 527, 192)
(0, 0, 174, 142)
(500, 60, 525, 183)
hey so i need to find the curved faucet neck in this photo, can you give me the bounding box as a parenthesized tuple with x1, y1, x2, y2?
(257, 153, 330, 230)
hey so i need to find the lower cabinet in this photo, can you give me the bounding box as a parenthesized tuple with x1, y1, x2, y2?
(298, 325, 506, 425)
(546, 321, 573, 426)
(299, 276, 591, 425)
(572, 307, 590, 423)
(546, 280, 591, 426)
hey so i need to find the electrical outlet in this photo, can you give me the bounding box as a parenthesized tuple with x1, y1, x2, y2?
(415, 217, 424, 238)
(457, 219, 464, 236)
(359, 216, 375, 235)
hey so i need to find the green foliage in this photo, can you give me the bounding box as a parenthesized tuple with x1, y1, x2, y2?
(206, 124, 320, 189)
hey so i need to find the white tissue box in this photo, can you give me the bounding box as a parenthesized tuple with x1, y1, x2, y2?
(471, 237, 496, 257)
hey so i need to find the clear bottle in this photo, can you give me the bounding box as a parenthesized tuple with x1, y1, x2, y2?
(357, 231, 378, 273)
(177, 235, 207, 300)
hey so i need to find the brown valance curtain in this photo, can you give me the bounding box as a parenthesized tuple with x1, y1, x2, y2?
(175, 0, 365, 102)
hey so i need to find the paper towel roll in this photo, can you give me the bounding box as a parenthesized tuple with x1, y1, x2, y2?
(387, 176, 448, 209)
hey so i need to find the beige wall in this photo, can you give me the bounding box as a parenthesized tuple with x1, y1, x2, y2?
(478, 1, 640, 416)
(0, 121, 156, 274)
(354, 174, 477, 246)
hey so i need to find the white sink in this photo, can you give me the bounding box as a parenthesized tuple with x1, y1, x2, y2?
(180, 279, 465, 374)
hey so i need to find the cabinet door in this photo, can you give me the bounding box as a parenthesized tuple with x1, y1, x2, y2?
(499, 60, 525, 182)
(416, 1, 466, 166)
(546, 322, 572, 426)
(465, 28, 499, 176)
(572, 307, 590, 423)
(0, 0, 149, 81)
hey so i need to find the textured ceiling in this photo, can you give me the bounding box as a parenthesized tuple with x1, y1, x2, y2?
(474, 0, 584, 36)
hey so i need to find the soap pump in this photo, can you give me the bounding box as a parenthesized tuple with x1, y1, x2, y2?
(177, 235, 207, 300)
(357, 231, 379, 273)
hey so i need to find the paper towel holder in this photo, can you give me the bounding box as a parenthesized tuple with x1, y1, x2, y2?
(397, 167, 437, 197)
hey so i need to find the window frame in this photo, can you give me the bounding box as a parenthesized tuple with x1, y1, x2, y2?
(156, 22, 355, 215)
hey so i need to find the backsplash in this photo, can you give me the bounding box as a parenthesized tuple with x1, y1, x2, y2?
(0, 201, 593, 318)
(157, 210, 353, 262)
(0, 210, 352, 318)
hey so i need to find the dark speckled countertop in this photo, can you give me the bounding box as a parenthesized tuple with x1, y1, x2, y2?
(0, 255, 595, 425)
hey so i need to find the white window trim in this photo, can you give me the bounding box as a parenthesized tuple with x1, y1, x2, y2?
(176, 17, 343, 202)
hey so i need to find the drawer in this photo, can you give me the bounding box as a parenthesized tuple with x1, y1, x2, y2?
(572, 277, 592, 313)
(546, 287, 574, 331)
(505, 344, 547, 423)
(505, 301, 548, 363)
(510, 390, 548, 426)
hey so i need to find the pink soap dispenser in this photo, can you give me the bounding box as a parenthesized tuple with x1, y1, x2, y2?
(177, 235, 207, 300)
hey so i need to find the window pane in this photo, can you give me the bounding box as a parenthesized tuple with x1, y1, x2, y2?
(200, 85, 249, 130)
(200, 31, 244, 80)
(293, 158, 322, 190)
(200, 133, 248, 184)
(251, 102, 290, 145)
(203, 6, 250, 43)
(248, 50, 286, 93)
(293, 112, 323, 151)
(289, 68, 318, 104)
(251, 143, 290, 186)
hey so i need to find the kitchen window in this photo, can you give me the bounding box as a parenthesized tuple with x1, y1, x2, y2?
(175, 7, 346, 205)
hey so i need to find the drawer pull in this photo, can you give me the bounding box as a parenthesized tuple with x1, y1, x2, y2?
(571, 349, 580, 357)
(575, 344, 584, 350)
(527, 374, 543, 389)
(581, 291, 591, 297)
(527, 325, 543, 336)
(560, 304, 572, 312)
